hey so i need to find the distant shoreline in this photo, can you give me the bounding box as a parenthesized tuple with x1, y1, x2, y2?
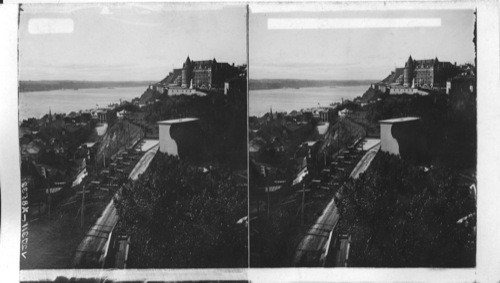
(249, 79, 374, 91)
(19, 80, 154, 93)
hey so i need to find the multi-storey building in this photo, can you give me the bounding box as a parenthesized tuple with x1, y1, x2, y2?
(160, 56, 239, 90)
(401, 55, 459, 89)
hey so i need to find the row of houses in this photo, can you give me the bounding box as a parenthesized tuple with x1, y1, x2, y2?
(148, 76, 245, 98)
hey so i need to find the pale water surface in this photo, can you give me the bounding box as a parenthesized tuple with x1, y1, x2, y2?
(19, 86, 147, 121)
(20, 86, 370, 121)
(250, 85, 369, 117)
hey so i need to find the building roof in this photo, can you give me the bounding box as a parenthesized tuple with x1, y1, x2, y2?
(84, 142, 97, 148)
(157, 117, 199, 125)
(160, 68, 182, 85)
(317, 123, 329, 135)
(379, 117, 421, 124)
(304, 141, 318, 147)
(249, 143, 261, 153)
(24, 145, 41, 155)
(193, 60, 215, 70)
(414, 59, 436, 69)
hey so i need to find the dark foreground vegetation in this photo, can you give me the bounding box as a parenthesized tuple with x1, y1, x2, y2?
(338, 152, 476, 267)
(115, 153, 248, 268)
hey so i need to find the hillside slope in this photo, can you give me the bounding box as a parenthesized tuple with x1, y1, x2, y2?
(96, 120, 143, 163)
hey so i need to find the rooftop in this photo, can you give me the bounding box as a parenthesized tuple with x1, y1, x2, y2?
(379, 117, 421, 124)
(157, 117, 199, 125)
(304, 141, 319, 147)
(84, 142, 97, 148)
(317, 122, 329, 136)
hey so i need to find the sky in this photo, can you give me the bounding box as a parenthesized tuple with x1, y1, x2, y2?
(19, 3, 247, 81)
(250, 9, 476, 80)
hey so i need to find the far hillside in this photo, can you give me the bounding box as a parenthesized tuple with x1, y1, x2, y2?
(249, 79, 373, 90)
(20, 80, 155, 92)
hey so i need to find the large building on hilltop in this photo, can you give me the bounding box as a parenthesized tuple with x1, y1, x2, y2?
(160, 56, 240, 90)
(387, 55, 460, 89)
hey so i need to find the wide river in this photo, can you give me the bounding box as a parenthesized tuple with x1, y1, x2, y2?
(19, 86, 147, 121)
(249, 85, 369, 117)
(20, 85, 370, 121)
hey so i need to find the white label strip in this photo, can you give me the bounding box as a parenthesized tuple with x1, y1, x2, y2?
(268, 18, 441, 30)
(251, 2, 476, 14)
(28, 18, 74, 34)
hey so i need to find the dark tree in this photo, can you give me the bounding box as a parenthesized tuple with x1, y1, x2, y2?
(338, 152, 476, 267)
(114, 153, 247, 268)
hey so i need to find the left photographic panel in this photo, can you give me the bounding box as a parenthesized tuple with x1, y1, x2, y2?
(18, 3, 248, 270)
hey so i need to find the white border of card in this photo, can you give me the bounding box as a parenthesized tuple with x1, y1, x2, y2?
(1, 1, 500, 282)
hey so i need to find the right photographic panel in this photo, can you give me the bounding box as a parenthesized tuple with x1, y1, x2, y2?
(249, 8, 477, 268)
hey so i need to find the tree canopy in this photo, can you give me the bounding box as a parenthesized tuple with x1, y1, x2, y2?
(114, 153, 247, 268)
(338, 152, 476, 267)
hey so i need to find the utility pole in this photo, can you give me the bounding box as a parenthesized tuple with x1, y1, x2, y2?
(81, 183, 85, 228)
(47, 186, 51, 220)
(44, 169, 51, 221)
(267, 182, 270, 218)
(94, 149, 97, 175)
(127, 121, 130, 148)
(301, 182, 305, 226)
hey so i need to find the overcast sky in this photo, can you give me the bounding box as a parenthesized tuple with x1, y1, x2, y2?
(19, 3, 247, 81)
(250, 9, 475, 80)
